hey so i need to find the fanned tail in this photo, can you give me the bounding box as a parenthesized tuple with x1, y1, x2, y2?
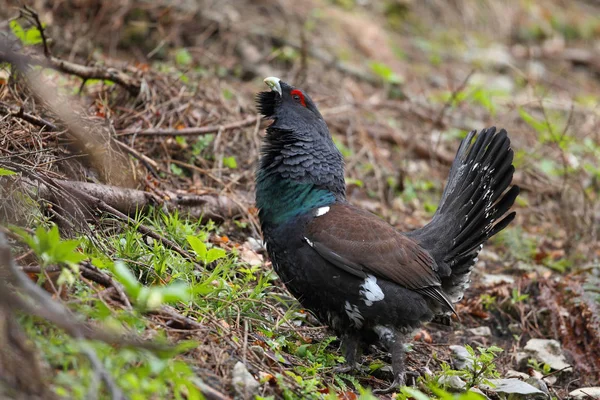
(407, 127, 519, 303)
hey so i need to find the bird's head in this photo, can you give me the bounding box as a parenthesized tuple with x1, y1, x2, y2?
(257, 77, 327, 136)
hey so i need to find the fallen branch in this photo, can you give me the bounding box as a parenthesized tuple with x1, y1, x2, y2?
(42, 179, 244, 223)
(116, 115, 261, 137)
(0, 100, 58, 132)
(46, 56, 142, 96)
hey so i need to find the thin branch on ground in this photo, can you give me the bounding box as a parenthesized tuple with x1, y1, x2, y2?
(116, 115, 261, 136)
(0, 100, 58, 132)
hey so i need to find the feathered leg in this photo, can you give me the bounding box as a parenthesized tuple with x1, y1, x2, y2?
(333, 334, 360, 373)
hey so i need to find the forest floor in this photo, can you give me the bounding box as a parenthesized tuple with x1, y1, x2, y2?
(0, 0, 599, 399)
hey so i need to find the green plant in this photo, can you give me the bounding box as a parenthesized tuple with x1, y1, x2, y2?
(438, 345, 503, 389)
(9, 20, 44, 46)
(13, 224, 86, 285)
(480, 294, 497, 310)
(510, 288, 529, 305)
(528, 359, 551, 375)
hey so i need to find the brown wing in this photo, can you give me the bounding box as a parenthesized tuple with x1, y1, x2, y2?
(305, 203, 454, 310)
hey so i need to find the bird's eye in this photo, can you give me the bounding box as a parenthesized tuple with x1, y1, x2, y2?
(290, 89, 307, 107)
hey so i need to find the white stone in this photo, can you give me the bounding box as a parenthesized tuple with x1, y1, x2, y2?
(232, 361, 260, 398)
(468, 326, 492, 336)
(524, 339, 572, 371)
(481, 273, 515, 286)
(569, 387, 600, 399)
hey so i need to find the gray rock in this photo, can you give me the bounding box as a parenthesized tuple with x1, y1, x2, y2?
(439, 375, 466, 391)
(468, 326, 492, 337)
(524, 339, 572, 371)
(232, 361, 259, 399)
(569, 387, 600, 399)
(450, 345, 473, 370)
(483, 378, 548, 399)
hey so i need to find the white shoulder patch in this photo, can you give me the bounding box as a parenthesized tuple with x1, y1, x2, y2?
(315, 206, 330, 217)
(360, 274, 385, 306)
(304, 237, 314, 247)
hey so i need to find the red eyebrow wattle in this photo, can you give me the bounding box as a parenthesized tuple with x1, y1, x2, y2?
(290, 89, 306, 107)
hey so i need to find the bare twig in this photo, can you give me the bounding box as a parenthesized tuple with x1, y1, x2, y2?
(46, 56, 141, 96)
(20, 5, 51, 57)
(116, 115, 261, 137)
(0, 101, 58, 132)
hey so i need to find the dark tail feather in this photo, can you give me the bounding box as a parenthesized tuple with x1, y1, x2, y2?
(406, 127, 519, 303)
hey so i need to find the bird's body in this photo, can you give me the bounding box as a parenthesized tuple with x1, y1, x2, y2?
(256, 77, 519, 392)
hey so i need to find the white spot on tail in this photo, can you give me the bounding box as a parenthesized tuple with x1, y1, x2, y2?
(315, 206, 330, 217)
(344, 301, 364, 328)
(304, 237, 314, 247)
(359, 274, 385, 306)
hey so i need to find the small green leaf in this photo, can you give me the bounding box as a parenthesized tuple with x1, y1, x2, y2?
(175, 48, 192, 66)
(206, 248, 226, 263)
(222, 156, 237, 169)
(0, 167, 17, 176)
(24, 27, 43, 45)
(518, 108, 548, 135)
(111, 261, 141, 297)
(401, 387, 431, 400)
(369, 61, 403, 84)
(9, 20, 25, 42)
(155, 283, 191, 304)
(186, 235, 207, 261)
(170, 163, 183, 176)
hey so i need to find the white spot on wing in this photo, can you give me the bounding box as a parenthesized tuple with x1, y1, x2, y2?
(344, 301, 364, 328)
(359, 274, 385, 306)
(304, 237, 314, 247)
(315, 206, 330, 217)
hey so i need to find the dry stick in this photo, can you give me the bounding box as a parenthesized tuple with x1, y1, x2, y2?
(0, 100, 58, 131)
(20, 5, 51, 57)
(46, 56, 141, 96)
(112, 139, 160, 178)
(81, 262, 133, 310)
(116, 115, 260, 136)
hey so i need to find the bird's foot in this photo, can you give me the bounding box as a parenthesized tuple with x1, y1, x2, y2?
(372, 370, 419, 394)
(332, 363, 358, 374)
